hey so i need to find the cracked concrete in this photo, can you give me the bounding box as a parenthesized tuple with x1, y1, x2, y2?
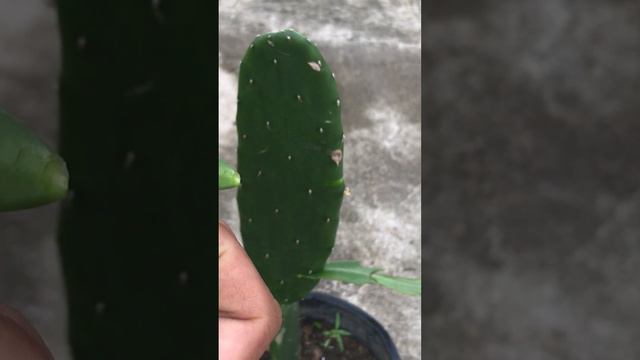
(425, 1, 640, 359)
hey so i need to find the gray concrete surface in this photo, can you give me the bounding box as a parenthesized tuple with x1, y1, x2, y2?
(0, 0, 70, 359)
(425, 1, 640, 359)
(219, 0, 422, 359)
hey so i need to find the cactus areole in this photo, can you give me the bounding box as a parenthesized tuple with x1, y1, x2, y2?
(237, 29, 345, 305)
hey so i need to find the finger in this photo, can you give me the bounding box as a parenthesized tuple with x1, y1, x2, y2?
(218, 222, 281, 359)
(0, 305, 54, 360)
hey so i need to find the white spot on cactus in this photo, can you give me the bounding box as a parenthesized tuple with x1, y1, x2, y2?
(308, 189, 313, 195)
(308, 270, 313, 275)
(326, 217, 331, 223)
(266, 121, 271, 130)
(179, 271, 188, 285)
(337, 99, 341, 107)
(332, 72, 336, 79)
(125, 82, 155, 97)
(151, 0, 164, 22)
(331, 149, 343, 165)
(297, 94, 303, 102)
(319, 127, 324, 134)
(344, 187, 352, 197)
(280, 280, 285, 285)
(318, 60, 322, 66)
(257, 170, 262, 177)
(123, 151, 135, 169)
(77, 36, 87, 50)
(296, 239, 300, 245)
(249, 78, 254, 84)
(273, 58, 278, 64)
(265, 253, 270, 259)
(284, 298, 289, 302)
(325, 120, 332, 124)
(342, 134, 346, 141)
(287, 155, 292, 161)
(275, 208, 280, 215)
(250, 43, 254, 49)
(307, 61, 321, 72)
(248, 218, 253, 223)
(286, 36, 292, 41)
(268, 40, 275, 47)
(242, 134, 247, 140)
(95, 302, 105, 314)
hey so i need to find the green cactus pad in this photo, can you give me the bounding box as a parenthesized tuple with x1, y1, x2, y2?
(56, 1, 216, 358)
(0, 108, 68, 211)
(237, 30, 345, 304)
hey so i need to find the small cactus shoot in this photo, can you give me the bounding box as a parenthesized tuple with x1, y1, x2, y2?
(218, 159, 241, 190)
(236, 29, 345, 305)
(0, 108, 68, 211)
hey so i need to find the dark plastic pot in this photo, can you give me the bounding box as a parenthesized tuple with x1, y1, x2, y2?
(299, 292, 401, 360)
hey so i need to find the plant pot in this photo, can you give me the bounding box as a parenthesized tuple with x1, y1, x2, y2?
(299, 292, 400, 360)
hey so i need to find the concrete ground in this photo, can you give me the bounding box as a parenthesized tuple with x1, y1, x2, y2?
(425, 1, 640, 359)
(219, 0, 421, 359)
(0, 0, 421, 359)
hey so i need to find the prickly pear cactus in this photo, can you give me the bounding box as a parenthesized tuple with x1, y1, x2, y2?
(237, 29, 345, 305)
(56, 1, 216, 359)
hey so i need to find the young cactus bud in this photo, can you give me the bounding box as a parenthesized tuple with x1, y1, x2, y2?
(0, 108, 68, 211)
(219, 159, 241, 190)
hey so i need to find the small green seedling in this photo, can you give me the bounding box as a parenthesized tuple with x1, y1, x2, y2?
(315, 312, 351, 352)
(218, 159, 241, 190)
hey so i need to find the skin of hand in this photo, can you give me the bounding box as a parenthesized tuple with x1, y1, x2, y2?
(0, 304, 54, 360)
(219, 221, 282, 360)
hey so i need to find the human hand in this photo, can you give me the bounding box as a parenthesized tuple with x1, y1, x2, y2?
(219, 221, 282, 359)
(0, 304, 54, 360)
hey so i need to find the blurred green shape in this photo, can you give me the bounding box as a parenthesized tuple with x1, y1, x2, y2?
(0, 108, 68, 211)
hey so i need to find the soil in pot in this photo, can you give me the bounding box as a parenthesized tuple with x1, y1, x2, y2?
(260, 318, 376, 360)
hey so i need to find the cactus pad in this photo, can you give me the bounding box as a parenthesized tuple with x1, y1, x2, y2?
(237, 30, 345, 304)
